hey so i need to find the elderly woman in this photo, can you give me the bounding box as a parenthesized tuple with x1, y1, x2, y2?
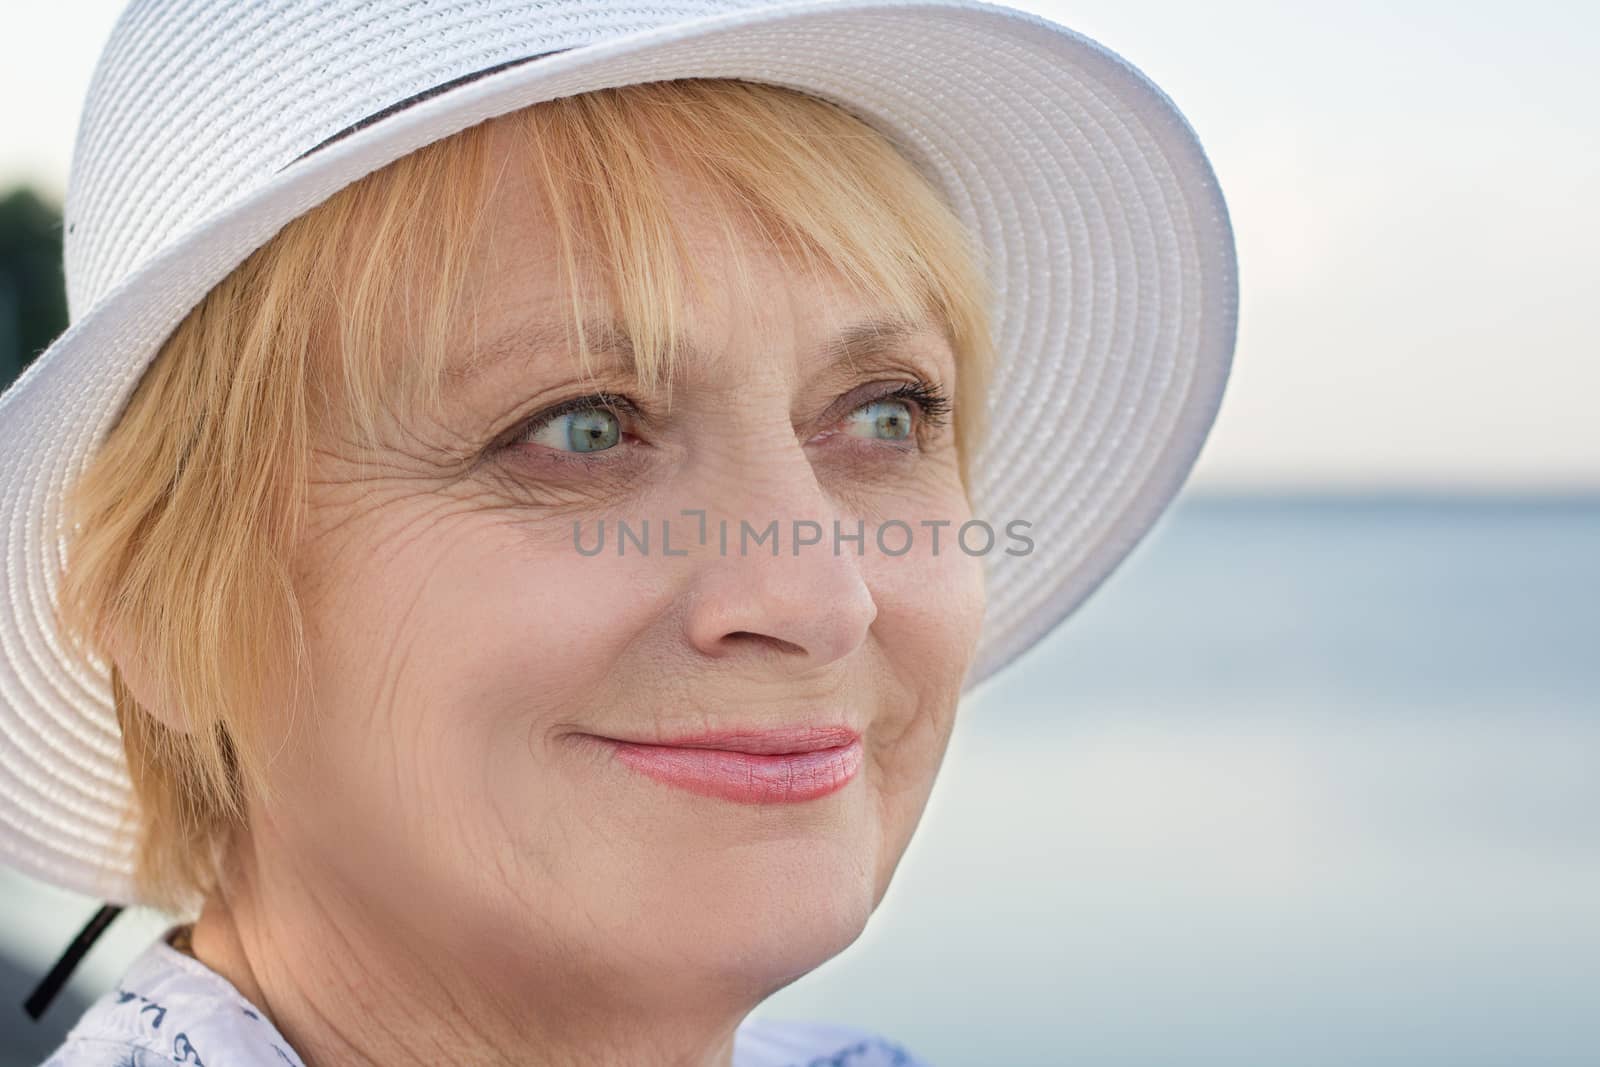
(0, 2, 1235, 1065)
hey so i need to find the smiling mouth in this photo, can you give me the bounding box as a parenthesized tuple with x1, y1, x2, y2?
(583, 726, 863, 804)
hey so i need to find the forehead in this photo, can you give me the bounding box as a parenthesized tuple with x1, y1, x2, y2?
(400, 107, 959, 404)
(444, 173, 950, 393)
(443, 309, 949, 397)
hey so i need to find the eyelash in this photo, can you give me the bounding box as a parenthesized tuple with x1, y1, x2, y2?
(872, 379, 953, 433)
(503, 378, 953, 465)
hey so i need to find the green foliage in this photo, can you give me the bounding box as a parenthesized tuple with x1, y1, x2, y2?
(0, 186, 69, 390)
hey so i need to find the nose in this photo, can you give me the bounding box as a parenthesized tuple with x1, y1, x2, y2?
(686, 547, 877, 672)
(679, 459, 878, 676)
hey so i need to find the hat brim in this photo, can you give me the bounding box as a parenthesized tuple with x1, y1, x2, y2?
(0, 0, 1237, 904)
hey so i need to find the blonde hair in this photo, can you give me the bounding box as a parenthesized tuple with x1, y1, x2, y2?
(53, 77, 998, 917)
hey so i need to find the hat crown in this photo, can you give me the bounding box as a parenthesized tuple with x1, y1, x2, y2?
(63, 0, 763, 321)
(4, 0, 1239, 909)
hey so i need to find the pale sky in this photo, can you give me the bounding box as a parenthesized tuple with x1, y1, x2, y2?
(3, 0, 1596, 490)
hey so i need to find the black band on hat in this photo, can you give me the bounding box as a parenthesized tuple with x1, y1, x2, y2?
(288, 46, 576, 166)
(21, 902, 124, 1021)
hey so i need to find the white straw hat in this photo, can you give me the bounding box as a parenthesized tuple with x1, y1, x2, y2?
(0, 0, 1237, 908)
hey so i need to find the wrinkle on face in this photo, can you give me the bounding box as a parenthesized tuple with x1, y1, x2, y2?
(245, 108, 987, 1067)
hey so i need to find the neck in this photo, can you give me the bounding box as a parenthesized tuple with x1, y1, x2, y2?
(188, 837, 751, 1067)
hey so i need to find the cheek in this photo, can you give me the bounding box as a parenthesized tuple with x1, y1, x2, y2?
(868, 472, 989, 703)
(857, 489, 988, 874)
(268, 461, 985, 951)
(279, 503, 659, 898)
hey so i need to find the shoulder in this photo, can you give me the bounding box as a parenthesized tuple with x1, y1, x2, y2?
(33, 928, 305, 1067)
(735, 1014, 933, 1066)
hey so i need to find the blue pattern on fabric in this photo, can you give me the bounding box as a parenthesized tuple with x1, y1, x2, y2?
(39, 930, 930, 1066)
(799, 1035, 915, 1066)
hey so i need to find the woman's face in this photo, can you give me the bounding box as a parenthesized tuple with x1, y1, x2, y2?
(259, 123, 986, 1006)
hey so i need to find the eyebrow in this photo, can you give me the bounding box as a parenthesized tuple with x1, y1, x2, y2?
(445, 311, 941, 394)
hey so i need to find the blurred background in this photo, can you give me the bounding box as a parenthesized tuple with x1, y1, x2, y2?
(2, 1, 1596, 1065)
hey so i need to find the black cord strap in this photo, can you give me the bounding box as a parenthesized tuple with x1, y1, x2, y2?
(22, 902, 124, 1021)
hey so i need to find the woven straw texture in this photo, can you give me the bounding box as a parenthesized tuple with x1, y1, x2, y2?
(0, 0, 1237, 905)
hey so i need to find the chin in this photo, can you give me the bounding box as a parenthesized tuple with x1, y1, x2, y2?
(644, 837, 882, 988)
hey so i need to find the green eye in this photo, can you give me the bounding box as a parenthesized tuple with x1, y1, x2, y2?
(528, 404, 622, 453)
(843, 398, 915, 442)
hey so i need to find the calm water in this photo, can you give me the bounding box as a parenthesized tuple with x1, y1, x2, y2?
(3, 494, 1597, 1066)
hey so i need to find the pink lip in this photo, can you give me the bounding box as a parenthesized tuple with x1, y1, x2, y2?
(589, 726, 863, 804)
